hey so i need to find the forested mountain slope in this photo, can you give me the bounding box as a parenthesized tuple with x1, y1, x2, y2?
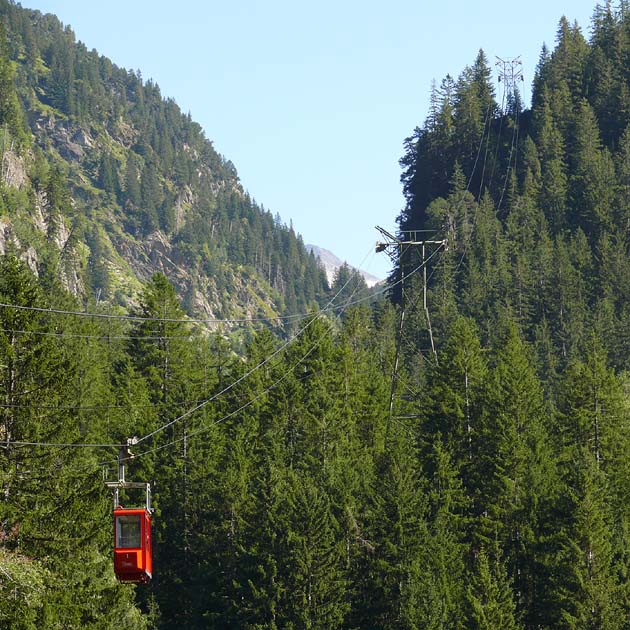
(390, 2, 630, 627)
(399, 5, 630, 367)
(4, 1, 630, 630)
(0, 0, 329, 324)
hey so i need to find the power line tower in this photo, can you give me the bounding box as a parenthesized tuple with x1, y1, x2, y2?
(495, 56, 524, 112)
(375, 226, 447, 423)
(494, 55, 524, 211)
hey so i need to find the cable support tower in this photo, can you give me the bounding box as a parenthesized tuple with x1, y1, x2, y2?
(495, 56, 523, 114)
(495, 55, 523, 213)
(375, 226, 447, 428)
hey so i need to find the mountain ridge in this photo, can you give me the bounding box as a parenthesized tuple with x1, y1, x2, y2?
(305, 243, 382, 288)
(0, 0, 330, 326)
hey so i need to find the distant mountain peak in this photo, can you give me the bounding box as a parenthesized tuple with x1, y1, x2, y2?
(306, 244, 382, 288)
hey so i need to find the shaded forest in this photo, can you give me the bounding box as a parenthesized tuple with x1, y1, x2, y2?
(3, 1, 630, 629)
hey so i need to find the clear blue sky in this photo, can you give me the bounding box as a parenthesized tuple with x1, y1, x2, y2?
(26, 0, 599, 278)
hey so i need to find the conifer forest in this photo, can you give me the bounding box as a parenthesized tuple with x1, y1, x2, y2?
(3, 0, 630, 628)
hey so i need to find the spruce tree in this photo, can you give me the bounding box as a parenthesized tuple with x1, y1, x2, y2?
(466, 545, 520, 630)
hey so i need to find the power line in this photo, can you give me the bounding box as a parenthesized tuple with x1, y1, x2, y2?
(0, 327, 205, 341)
(496, 97, 521, 214)
(0, 270, 401, 345)
(0, 270, 385, 333)
(0, 399, 218, 411)
(435, 59, 521, 277)
(0, 247, 380, 327)
(7, 439, 123, 449)
(0, 301, 307, 325)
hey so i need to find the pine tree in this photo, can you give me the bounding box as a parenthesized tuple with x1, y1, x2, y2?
(421, 316, 487, 493)
(466, 545, 520, 630)
(569, 99, 616, 238)
(533, 88, 568, 233)
(362, 427, 429, 629)
(556, 451, 623, 630)
(123, 154, 142, 208)
(478, 322, 559, 626)
(99, 152, 119, 195)
(0, 21, 26, 146)
(281, 472, 347, 630)
(420, 439, 469, 629)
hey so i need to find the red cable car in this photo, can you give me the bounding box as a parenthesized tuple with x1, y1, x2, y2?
(113, 506, 152, 583)
(106, 438, 153, 584)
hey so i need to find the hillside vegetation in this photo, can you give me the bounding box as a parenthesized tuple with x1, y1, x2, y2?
(0, 0, 329, 324)
(2, 1, 630, 629)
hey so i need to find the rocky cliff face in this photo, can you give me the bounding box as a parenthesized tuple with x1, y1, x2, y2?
(0, 111, 279, 323)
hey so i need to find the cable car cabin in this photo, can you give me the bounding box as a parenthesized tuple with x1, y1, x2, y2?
(106, 439, 153, 583)
(113, 507, 152, 583)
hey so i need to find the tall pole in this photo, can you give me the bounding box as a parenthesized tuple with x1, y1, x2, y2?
(388, 243, 406, 421)
(375, 227, 447, 431)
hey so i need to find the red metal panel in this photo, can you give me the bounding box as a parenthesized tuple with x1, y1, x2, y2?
(113, 508, 152, 583)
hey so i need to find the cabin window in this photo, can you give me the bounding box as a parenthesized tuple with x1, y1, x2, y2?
(116, 514, 142, 548)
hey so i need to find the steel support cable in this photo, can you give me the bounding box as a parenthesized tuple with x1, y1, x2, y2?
(133, 246, 377, 446)
(477, 99, 497, 200)
(0, 327, 205, 341)
(0, 296, 378, 328)
(0, 251, 428, 417)
(467, 100, 495, 203)
(453, 99, 511, 274)
(452, 97, 519, 280)
(121, 248, 394, 464)
(386, 248, 450, 438)
(127, 322, 332, 463)
(5, 314, 321, 452)
(0, 399, 211, 411)
(386, 247, 447, 405)
(448, 97, 499, 277)
(496, 102, 520, 214)
(0, 301, 307, 325)
(6, 439, 125, 448)
(488, 81, 508, 193)
(0, 272, 390, 344)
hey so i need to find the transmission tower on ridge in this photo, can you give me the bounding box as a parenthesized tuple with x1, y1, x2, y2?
(495, 56, 524, 112)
